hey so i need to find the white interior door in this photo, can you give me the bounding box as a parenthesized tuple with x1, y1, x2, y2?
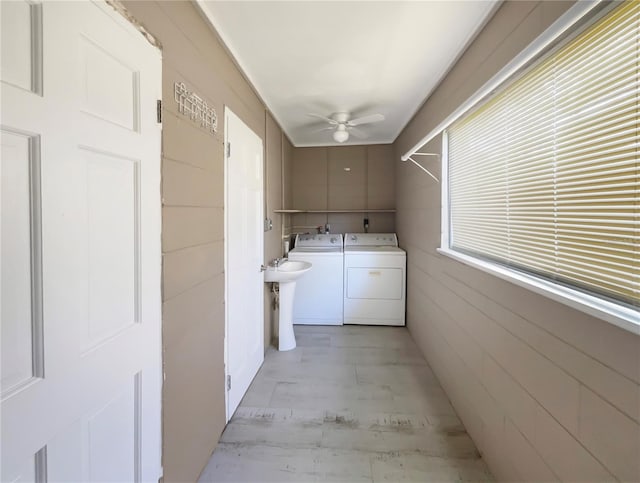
(1, 1, 162, 481)
(225, 108, 264, 421)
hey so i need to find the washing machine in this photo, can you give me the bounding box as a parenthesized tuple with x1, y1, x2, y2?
(343, 233, 406, 326)
(288, 234, 344, 325)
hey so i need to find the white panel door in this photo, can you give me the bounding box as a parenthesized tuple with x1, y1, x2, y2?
(225, 108, 264, 420)
(1, 2, 162, 481)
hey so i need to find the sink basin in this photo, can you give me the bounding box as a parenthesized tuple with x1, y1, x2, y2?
(264, 260, 312, 283)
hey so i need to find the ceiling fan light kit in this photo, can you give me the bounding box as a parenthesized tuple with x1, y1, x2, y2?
(333, 124, 349, 143)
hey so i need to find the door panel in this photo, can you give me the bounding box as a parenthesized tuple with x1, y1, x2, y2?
(0, 129, 43, 396)
(79, 36, 139, 130)
(45, 373, 140, 482)
(84, 148, 139, 349)
(0, 0, 42, 93)
(1, 2, 162, 481)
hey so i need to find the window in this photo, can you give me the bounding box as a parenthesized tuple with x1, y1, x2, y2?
(444, 2, 639, 323)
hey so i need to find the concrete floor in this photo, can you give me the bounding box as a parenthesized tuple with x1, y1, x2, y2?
(199, 325, 493, 482)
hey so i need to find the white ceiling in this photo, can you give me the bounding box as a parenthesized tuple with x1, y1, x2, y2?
(198, 1, 499, 147)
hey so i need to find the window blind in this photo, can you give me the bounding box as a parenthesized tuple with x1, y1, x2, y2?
(447, 1, 639, 307)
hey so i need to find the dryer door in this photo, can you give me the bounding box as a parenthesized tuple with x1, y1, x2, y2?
(346, 268, 403, 300)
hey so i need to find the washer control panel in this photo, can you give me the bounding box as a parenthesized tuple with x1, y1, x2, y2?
(295, 233, 344, 248)
(344, 233, 398, 247)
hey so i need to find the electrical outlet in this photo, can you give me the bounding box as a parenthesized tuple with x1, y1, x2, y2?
(264, 218, 273, 231)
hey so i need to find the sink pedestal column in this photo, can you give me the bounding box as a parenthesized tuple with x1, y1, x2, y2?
(278, 281, 297, 351)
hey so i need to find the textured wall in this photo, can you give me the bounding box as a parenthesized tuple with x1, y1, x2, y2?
(290, 144, 396, 235)
(394, 1, 640, 481)
(122, 2, 286, 480)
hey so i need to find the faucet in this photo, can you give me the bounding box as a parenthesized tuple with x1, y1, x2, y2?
(271, 257, 285, 268)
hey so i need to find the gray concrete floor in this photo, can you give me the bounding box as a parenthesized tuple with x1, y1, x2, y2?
(199, 325, 493, 482)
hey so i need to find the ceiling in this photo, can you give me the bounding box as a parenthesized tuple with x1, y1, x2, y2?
(197, 1, 499, 147)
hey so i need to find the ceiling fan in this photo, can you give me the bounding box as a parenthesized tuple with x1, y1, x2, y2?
(308, 112, 385, 143)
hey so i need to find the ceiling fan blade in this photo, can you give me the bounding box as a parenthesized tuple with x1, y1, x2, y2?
(312, 126, 336, 133)
(307, 113, 338, 124)
(347, 113, 385, 126)
(348, 126, 369, 139)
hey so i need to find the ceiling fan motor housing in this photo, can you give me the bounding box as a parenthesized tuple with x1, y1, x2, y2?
(333, 112, 350, 123)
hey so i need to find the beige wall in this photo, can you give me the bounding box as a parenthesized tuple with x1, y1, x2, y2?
(122, 2, 286, 480)
(290, 145, 396, 235)
(394, 1, 640, 481)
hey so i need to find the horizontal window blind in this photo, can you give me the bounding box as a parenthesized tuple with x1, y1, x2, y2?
(448, 1, 639, 307)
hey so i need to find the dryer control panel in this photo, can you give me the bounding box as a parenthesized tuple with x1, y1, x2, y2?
(344, 233, 398, 247)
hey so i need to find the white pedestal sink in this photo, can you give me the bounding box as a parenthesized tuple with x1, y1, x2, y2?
(264, 260, 312, 351)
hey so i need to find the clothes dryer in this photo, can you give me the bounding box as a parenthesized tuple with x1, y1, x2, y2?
(343, 233, 406, 326)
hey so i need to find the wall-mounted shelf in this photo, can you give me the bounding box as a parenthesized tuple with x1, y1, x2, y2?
(273, 209, 396, 214)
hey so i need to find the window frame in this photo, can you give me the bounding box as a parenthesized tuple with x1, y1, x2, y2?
(438, 6, 639, 335)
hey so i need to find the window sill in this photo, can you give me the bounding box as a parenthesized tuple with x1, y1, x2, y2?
(436, 247, 639, 335)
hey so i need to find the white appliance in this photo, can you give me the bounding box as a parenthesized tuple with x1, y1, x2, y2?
(343, 233, 406, 326)
(288, 234, 344, 325)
